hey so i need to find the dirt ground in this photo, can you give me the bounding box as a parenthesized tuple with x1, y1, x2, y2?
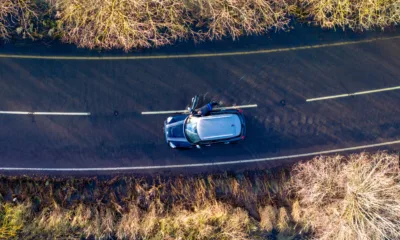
(0, 26, 399, 175)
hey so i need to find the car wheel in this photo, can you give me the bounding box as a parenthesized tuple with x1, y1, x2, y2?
(168, 142, 177, 149)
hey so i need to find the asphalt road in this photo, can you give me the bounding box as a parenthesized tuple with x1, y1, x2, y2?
(0, 27, 399, 174)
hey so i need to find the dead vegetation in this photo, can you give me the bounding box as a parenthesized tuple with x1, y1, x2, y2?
(1, 0, 399, 49)
(0, 0, 18, 39)
(53, 0, 195, 50)
(290, 152, 400, 240)
(299, 0, 400, 30)
(0, 203, 27, 238)
(0, 171, 299, 239)
(52, 0, 291, 51)
(0, 0, 43, 40)
(1, 152, 399, 239)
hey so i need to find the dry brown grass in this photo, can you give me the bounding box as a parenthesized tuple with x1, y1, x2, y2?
(3, 153, 399, 239)
(291, 152, 400, 240)
(300, 0, 400, 30)
(22, 202, 87, 238)
(53, 0, 291, 51)
(0, 202, 28, 239)
(116, 204, 140, 239)
(157, 202, 255, 240)
(70, 203, 91, 230)
(0, 172, 293, 239)
(191, 0, 291, 40)
(259, 205, 278, 231)
(290, 200, 302, 224)
(54, 0, 195, 51)
(277, 207, 291, 233)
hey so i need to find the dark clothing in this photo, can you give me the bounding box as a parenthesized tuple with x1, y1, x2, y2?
(198, 102, 219, 116)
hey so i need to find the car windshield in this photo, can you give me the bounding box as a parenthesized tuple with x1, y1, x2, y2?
(184, 117, 201, 143)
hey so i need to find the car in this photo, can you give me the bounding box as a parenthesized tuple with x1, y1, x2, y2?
(163, 96, 246, 149)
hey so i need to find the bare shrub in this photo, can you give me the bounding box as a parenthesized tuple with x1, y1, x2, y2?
(54, 0, 291, 51)
(0, 0, 42, 40)
(299, 0, 400, 30)
(291, 152, 400, 240)
(292, 155, 345, 206)
(355, 0, 400, 30)
(3, 0, 400, 47)
(192, 0, 291, 40)
(0, 0, 18, 39)
(54, 0, 194, 51)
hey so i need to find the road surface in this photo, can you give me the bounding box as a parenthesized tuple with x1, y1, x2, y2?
(0, 26, 399, 174)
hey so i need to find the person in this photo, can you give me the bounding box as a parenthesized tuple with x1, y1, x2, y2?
(196, 101, 219, 116)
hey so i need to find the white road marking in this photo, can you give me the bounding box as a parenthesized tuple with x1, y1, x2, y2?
(0, 139, 398, 171)
(142, 104, 258, 115)
(0, 111, 91, 116)
(306, 85, 400, 102)
(142, 110, 191, 115)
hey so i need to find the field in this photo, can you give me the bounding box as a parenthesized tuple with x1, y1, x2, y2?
(1, 152, 399, 239)
(0, 0, 399, 50)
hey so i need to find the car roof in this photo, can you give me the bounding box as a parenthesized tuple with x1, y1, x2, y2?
(197, 114, 241, 141)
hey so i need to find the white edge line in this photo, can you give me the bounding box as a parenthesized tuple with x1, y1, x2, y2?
(0, 111, 91, 116)
(142, 104, 258, 115)
(1, 139, 399, 171)
(306, 86, 400, 102)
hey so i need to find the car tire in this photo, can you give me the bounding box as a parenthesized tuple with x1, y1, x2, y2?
(168, 142, 177, 149)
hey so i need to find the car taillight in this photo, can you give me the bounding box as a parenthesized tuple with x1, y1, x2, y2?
(238, 109, 243, 113)
(241, 136, 245, 140)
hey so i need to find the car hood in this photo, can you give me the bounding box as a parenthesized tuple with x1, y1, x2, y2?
(197, 114, 241, 141)
(165, 120, 185, 139)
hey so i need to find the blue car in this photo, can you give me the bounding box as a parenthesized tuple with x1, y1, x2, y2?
(164, 96, 246, 149)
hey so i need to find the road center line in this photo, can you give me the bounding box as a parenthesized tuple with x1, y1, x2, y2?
(0, 139, 398, 171)
(0, 111, 91, 116)
(306, 85, 400, 102)
(142, 104, 257, 115)
(0, 36, 399, 60)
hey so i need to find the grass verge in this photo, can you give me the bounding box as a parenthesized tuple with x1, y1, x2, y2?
(290, 152, 400, 240)
(0, 152, 398, 239)
(0, 0, 398, 50)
